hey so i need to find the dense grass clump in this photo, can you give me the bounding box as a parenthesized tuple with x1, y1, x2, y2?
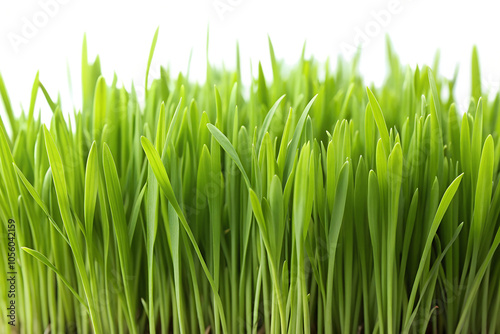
(1, 32, 500, 333)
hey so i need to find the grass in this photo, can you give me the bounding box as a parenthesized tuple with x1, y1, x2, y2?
(1, 31, 500, 333)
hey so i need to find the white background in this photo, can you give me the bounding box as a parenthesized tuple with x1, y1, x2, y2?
(1, 0, 500, 123)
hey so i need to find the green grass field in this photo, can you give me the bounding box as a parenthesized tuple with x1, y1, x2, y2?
(1, 31, 499, 333)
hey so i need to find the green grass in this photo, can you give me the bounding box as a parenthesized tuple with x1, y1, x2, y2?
(1, 32, 500, 334)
